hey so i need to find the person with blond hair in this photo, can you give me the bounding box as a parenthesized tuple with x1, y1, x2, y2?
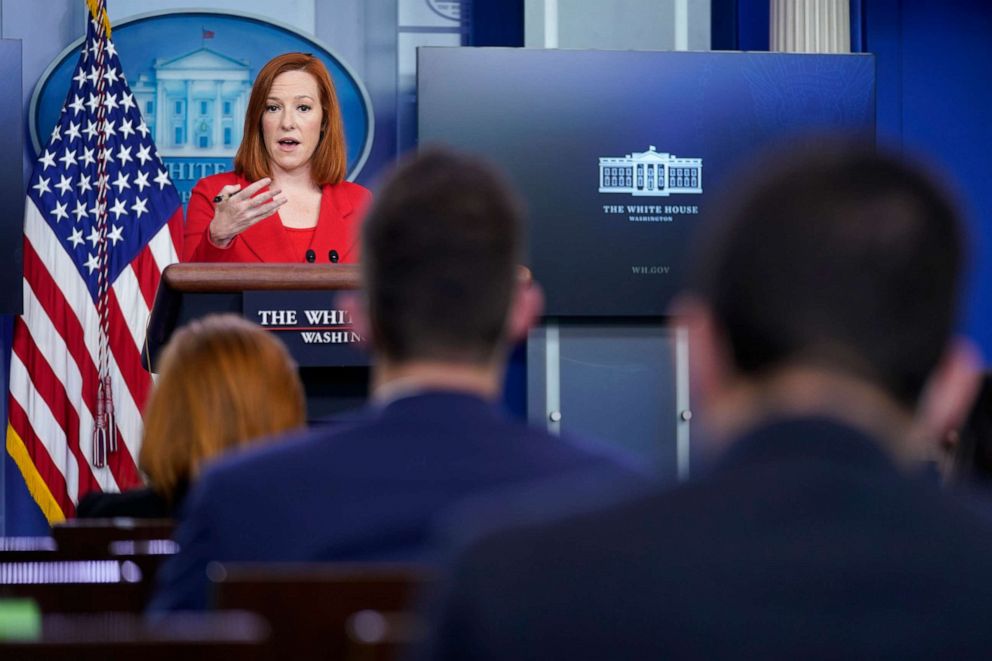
(183, 52, 370, 263)
(77, 313, 305, 518)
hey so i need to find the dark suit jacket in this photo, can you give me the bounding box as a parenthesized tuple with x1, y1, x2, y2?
(424, 417, 992, 660)
(149, 391, 638, 611)
(75, 481, 187, 519)
(182, 171, 370, 263)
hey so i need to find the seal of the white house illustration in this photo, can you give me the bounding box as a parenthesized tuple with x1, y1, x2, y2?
(599, 146, 702, 197)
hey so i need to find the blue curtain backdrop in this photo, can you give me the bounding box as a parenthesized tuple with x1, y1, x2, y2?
(711, 0, 769, 50)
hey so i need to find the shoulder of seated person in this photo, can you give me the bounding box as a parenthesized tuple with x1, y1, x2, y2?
(196, 427, 321, 482)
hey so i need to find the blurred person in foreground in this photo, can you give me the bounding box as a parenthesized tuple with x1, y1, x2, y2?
(183, 52, 370, 263)
(77, 314, 305, 518)
(420, 142, 992, 659)
(150, 148, 641, 611)
(940, 372, 992, 499)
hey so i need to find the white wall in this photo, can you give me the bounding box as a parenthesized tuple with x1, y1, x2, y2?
(524, 0, 710, 50)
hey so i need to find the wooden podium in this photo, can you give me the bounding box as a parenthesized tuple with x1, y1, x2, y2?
(144, 263, 370, 420)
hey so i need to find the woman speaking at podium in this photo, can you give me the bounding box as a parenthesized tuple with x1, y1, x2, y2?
(183, 52, 370, 263)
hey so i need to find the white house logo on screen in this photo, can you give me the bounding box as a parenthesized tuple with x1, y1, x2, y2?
(599, 146, 702, 197)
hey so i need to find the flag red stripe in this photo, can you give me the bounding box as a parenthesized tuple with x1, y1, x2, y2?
(7, 395, 76, 518)
(168, 207, 184, 258)
(103, 287, 153, 491)
(106, 432, 143, 491)
(103, 292, 147, 490)
(12, 323, 102, 498)
(131, 245, 159, 310)
(107, 288, 153, 413)
(23, 234, 143, 492)
(22, 240, 101, 415)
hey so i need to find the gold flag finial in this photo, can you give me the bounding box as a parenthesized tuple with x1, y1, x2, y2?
(85, 0, 112, 38)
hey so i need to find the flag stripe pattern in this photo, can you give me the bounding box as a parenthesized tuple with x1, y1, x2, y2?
(6, 0, 182, 522)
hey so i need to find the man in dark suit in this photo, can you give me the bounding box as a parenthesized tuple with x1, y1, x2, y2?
(421, 143, 992, 658)
(149, 149, 639, 612)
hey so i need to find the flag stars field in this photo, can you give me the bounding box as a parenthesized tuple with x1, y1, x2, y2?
(65, 121, 82, 142)
(112, 171, 129, 193)
(52, 202, 69, 223)
(131, 197, 148, 218)
(32, 176, 51, 196)
(120, 118, 135, 140)
(56, 175, 73, 196)
(109, 198, 127, 219)
(58, 149, 77, 169)
(72, 200, 88, 223)
(39, 150, 56, 170)
(68, 227, 84, 248)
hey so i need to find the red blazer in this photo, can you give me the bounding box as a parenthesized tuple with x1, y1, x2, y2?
(183, 171, 371, 263)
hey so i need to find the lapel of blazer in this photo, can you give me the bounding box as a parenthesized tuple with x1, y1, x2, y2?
(237, 181, 299, 263)
(237, 181, 358, 263)
(312, 183, 356, 261)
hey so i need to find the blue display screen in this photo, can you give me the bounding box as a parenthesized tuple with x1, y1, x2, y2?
(418, 49, 875, 316)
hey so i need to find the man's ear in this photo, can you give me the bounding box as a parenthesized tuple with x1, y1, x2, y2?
(506, 272, 544, 344)
(668, 295, 731, 407)
(915, 337, 983, 448)
(339, 291, 372, 349)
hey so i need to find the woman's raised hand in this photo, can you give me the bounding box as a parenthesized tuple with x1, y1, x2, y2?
(207, 178, 288, 248)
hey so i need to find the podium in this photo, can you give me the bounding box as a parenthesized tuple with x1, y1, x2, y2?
(145, 264, 370, 420)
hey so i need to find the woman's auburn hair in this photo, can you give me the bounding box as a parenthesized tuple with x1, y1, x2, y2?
(234, 52, 348, 185)
(138, 314, 306, 500)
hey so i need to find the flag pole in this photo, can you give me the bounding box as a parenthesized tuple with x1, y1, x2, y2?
(89, 0, 118, 467)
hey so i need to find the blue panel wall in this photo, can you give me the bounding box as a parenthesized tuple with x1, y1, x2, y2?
(470, 0, 523, 46)
(863, 0, 992, 360)
(725, 0, 992, 363)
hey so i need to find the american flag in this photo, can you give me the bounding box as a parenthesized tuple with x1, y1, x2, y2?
(6, 0, 183, 522)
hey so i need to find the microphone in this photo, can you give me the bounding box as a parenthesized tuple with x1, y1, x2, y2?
(328, 250, 339, 263)
(305, 249, 316, 263)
